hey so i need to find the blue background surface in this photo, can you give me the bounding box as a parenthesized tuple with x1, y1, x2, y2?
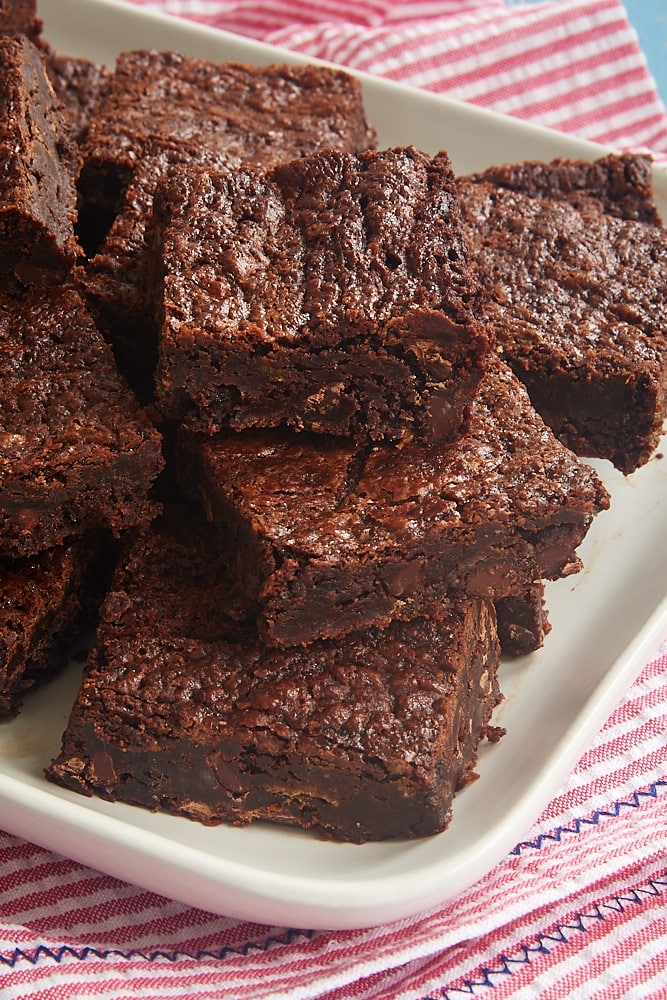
(622, 0, 667, 104)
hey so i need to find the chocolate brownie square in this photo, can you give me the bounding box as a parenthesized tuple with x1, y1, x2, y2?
(457, 176, 667, 473)
(0, 286, 164, 558)
(0, 35, 82, 290)
(0, 532, 114, 719)
(176, 356, 609, 647)
(77, 51, 376, 249)
(47, 508, 503, 842)
(467, 152, 662, 225)
(153, 147, 490, 444)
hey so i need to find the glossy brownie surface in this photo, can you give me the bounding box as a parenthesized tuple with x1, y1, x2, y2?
(467, 152, 662, 225)
(178, 357, 609, 645)
(0, 533, 112, 719)
(79, 51, 376, 199)
(0, 35, 82, 289)
(458, 175, 667, 473)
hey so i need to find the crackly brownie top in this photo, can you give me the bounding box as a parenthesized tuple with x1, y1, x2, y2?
(91, 507, 494, 759)
(466, 153, 662, 225)
(188, 356, 609, 564)
(82, 51, 376, 167)
(458, 179, 667, 380)
(0, 36, 81, 253)
(0, 287, 161, 479)
(155, 146, 483, 347)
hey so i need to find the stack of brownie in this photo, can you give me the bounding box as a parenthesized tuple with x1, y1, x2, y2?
(20, 26, 607, 841)
(5, 5, 662, 843)
(0, 29, 164, 718)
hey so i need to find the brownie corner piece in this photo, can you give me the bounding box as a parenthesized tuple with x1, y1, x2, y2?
(46, 508, 503, 842)
(0, 285, 164, 557)
(0, 34, 82, 291)
(154, 146, 490, 445)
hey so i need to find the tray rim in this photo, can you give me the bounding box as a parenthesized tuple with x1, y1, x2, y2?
(0, 0, 665, 931)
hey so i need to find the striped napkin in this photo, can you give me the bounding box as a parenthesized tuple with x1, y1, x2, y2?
(1, 2, 667, 998)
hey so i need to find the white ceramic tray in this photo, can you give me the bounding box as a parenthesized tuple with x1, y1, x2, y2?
(1, 0, 666, 931)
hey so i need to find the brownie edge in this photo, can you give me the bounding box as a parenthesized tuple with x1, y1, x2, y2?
(0, 36, 82, 290)
(0, 286, 165, 557)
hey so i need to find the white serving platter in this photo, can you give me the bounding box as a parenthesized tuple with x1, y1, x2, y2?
(0, 0, 665, 931)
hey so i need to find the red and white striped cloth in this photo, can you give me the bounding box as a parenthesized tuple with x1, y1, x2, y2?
(2, 643, 666, 999)
(2, 2, 667, 998)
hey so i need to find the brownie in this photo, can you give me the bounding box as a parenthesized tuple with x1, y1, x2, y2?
(153, 147, 490, 444)
(0, 532, 115, 719)
(457, 177, 667, 473)
(81, 140, 245, 400)
(467, 153, 662, 225)
(77, 51, 377, 250)
(0, 35, 82, 291)
(0, 286, 164, 558)
(47, 508, 503, 842)
(496, 583, 551, 657)
(176, 356, 609, 647)
(0, 0, 107, 139)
